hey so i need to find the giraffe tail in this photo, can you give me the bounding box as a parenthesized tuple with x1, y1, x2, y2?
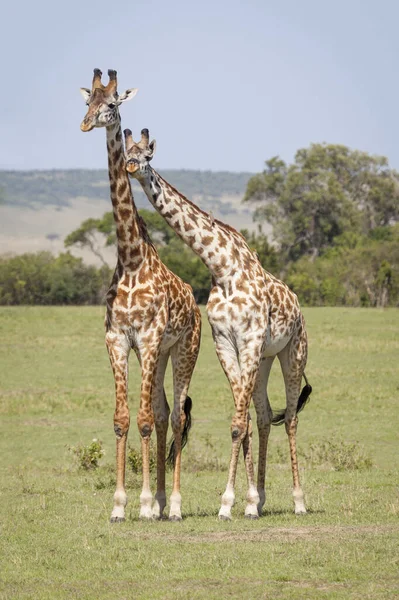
(166, 396, 193, 467)
(272, 374, 312, 426)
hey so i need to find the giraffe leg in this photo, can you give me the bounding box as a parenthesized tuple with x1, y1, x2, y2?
(213, 337, 263, 520)
(242, 412, 259, 519)
(151, 352, 170, 520)
(252, 356, 274, 516)
(137, 342, 162, 520)
(278, 331, 308, 515)
(212, 337, 242, 520)
(168, 311, 201, 521)
(106, 331, 131, 523)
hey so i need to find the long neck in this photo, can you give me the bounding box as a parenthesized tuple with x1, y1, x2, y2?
(136, 167, 252, 282)
(106, 120, 147, 270)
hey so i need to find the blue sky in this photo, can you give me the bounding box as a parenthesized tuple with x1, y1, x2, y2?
(1, 0, 398, 172)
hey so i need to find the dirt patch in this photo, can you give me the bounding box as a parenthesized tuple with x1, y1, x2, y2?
(120, 524, 399, 544)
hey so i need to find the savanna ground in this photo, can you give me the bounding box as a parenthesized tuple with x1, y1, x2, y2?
(0, 307, 398, 599)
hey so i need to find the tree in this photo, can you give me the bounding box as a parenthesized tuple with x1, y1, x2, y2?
(244, 144, 399, 261)
(240, 227, 281, 275)
(64, 208, 176, 263)
(64, 217, 109, 266)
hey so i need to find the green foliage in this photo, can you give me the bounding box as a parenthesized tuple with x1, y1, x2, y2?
(0, 252, 111, 305)
(158, 237, 211, 304)
(68, 438, 104, 470)
(240, 228, 281, 274)
(127, 442, 156, 474)
(244, 143, 399, 261)
(286, 225, 399, 306)
(139, 208, 175, 245)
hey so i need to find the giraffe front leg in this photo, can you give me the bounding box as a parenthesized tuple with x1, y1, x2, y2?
(137, 345, 161, 520)
(212, 337, 242, 520)
(216, 338, 263, 520)
(106, 332, 131, 523)
(213, 338, 256, 520)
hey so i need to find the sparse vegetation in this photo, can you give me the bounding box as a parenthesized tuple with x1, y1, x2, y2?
(300, 439, 373, 471)
(68, 438, 104, 470)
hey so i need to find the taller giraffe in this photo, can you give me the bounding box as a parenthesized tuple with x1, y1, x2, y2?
(124, 128, 312, 520)
(79, 71, 201, 521)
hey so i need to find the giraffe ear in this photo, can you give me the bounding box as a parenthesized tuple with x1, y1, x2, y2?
(117, 88, 138, 104)
(80, 88, 91, 103)
(146, 139, 157, 161)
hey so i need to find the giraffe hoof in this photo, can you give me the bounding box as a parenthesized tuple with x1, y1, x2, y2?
(218, 515, 232, 521)
(169, 515, 182, 522)
(110, 516, 125, 523)
(295, 507, 307, 515)
(245, 514, 259, 520)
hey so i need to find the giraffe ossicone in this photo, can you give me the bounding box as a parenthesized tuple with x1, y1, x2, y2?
(79, 69, 201, 522)
(124, 127, 312, 519)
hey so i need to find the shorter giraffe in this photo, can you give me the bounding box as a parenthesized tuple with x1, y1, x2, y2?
(124, 128, 312, 519)
(79, 70, 201, 521)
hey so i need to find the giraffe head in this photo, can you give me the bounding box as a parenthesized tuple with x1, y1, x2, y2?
(80, 69, 138, 132)
(123, 128, 156, 177)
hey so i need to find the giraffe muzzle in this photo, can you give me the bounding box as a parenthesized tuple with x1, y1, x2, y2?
(126, 159, 139, 174)
(80, 118, 95, 132)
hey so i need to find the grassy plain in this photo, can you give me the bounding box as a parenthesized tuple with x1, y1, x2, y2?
(0, 307, 398, 599)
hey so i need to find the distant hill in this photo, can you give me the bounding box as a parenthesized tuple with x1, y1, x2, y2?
(0, 169, 253, 214)
(0, 169, 258, 265)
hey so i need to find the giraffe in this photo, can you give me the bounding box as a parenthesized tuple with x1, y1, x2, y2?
(79, 70, 201, 522)
(124, 128, 312, 520)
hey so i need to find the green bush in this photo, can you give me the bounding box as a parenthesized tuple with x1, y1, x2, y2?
(0, 252, 111, 305)
(300, 440, 373, 471)
(68, 439, 104, 470)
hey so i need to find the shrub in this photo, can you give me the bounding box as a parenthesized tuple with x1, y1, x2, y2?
(300, 439, 373, 471)
(68, 439, 104, 470)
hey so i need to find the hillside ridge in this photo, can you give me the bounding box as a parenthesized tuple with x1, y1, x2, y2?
(0, 169, 254, 209)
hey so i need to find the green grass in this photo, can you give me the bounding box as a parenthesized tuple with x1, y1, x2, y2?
(0, 307, 398, 599)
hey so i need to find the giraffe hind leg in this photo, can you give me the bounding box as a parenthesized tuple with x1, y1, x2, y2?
(168, 309, 201, 521)
(277, 330, 310, 514)
(252, 356, 275, 516)
(271, 380, 312, 425)
(151, 352, 170, 520)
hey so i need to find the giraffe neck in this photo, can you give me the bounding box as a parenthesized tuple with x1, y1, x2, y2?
(136, 167, 251, 282)
(106, 120, 147, 270)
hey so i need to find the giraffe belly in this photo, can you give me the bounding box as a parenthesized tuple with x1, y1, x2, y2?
(262, 329, 291, 357)
(160, 329, 181, 352)
(262, 335, 290, 357)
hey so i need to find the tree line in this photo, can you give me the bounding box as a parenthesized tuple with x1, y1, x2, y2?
(1, 143, 398, 307)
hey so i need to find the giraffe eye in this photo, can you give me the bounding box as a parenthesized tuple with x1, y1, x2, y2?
(108, 103, 116, 109)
